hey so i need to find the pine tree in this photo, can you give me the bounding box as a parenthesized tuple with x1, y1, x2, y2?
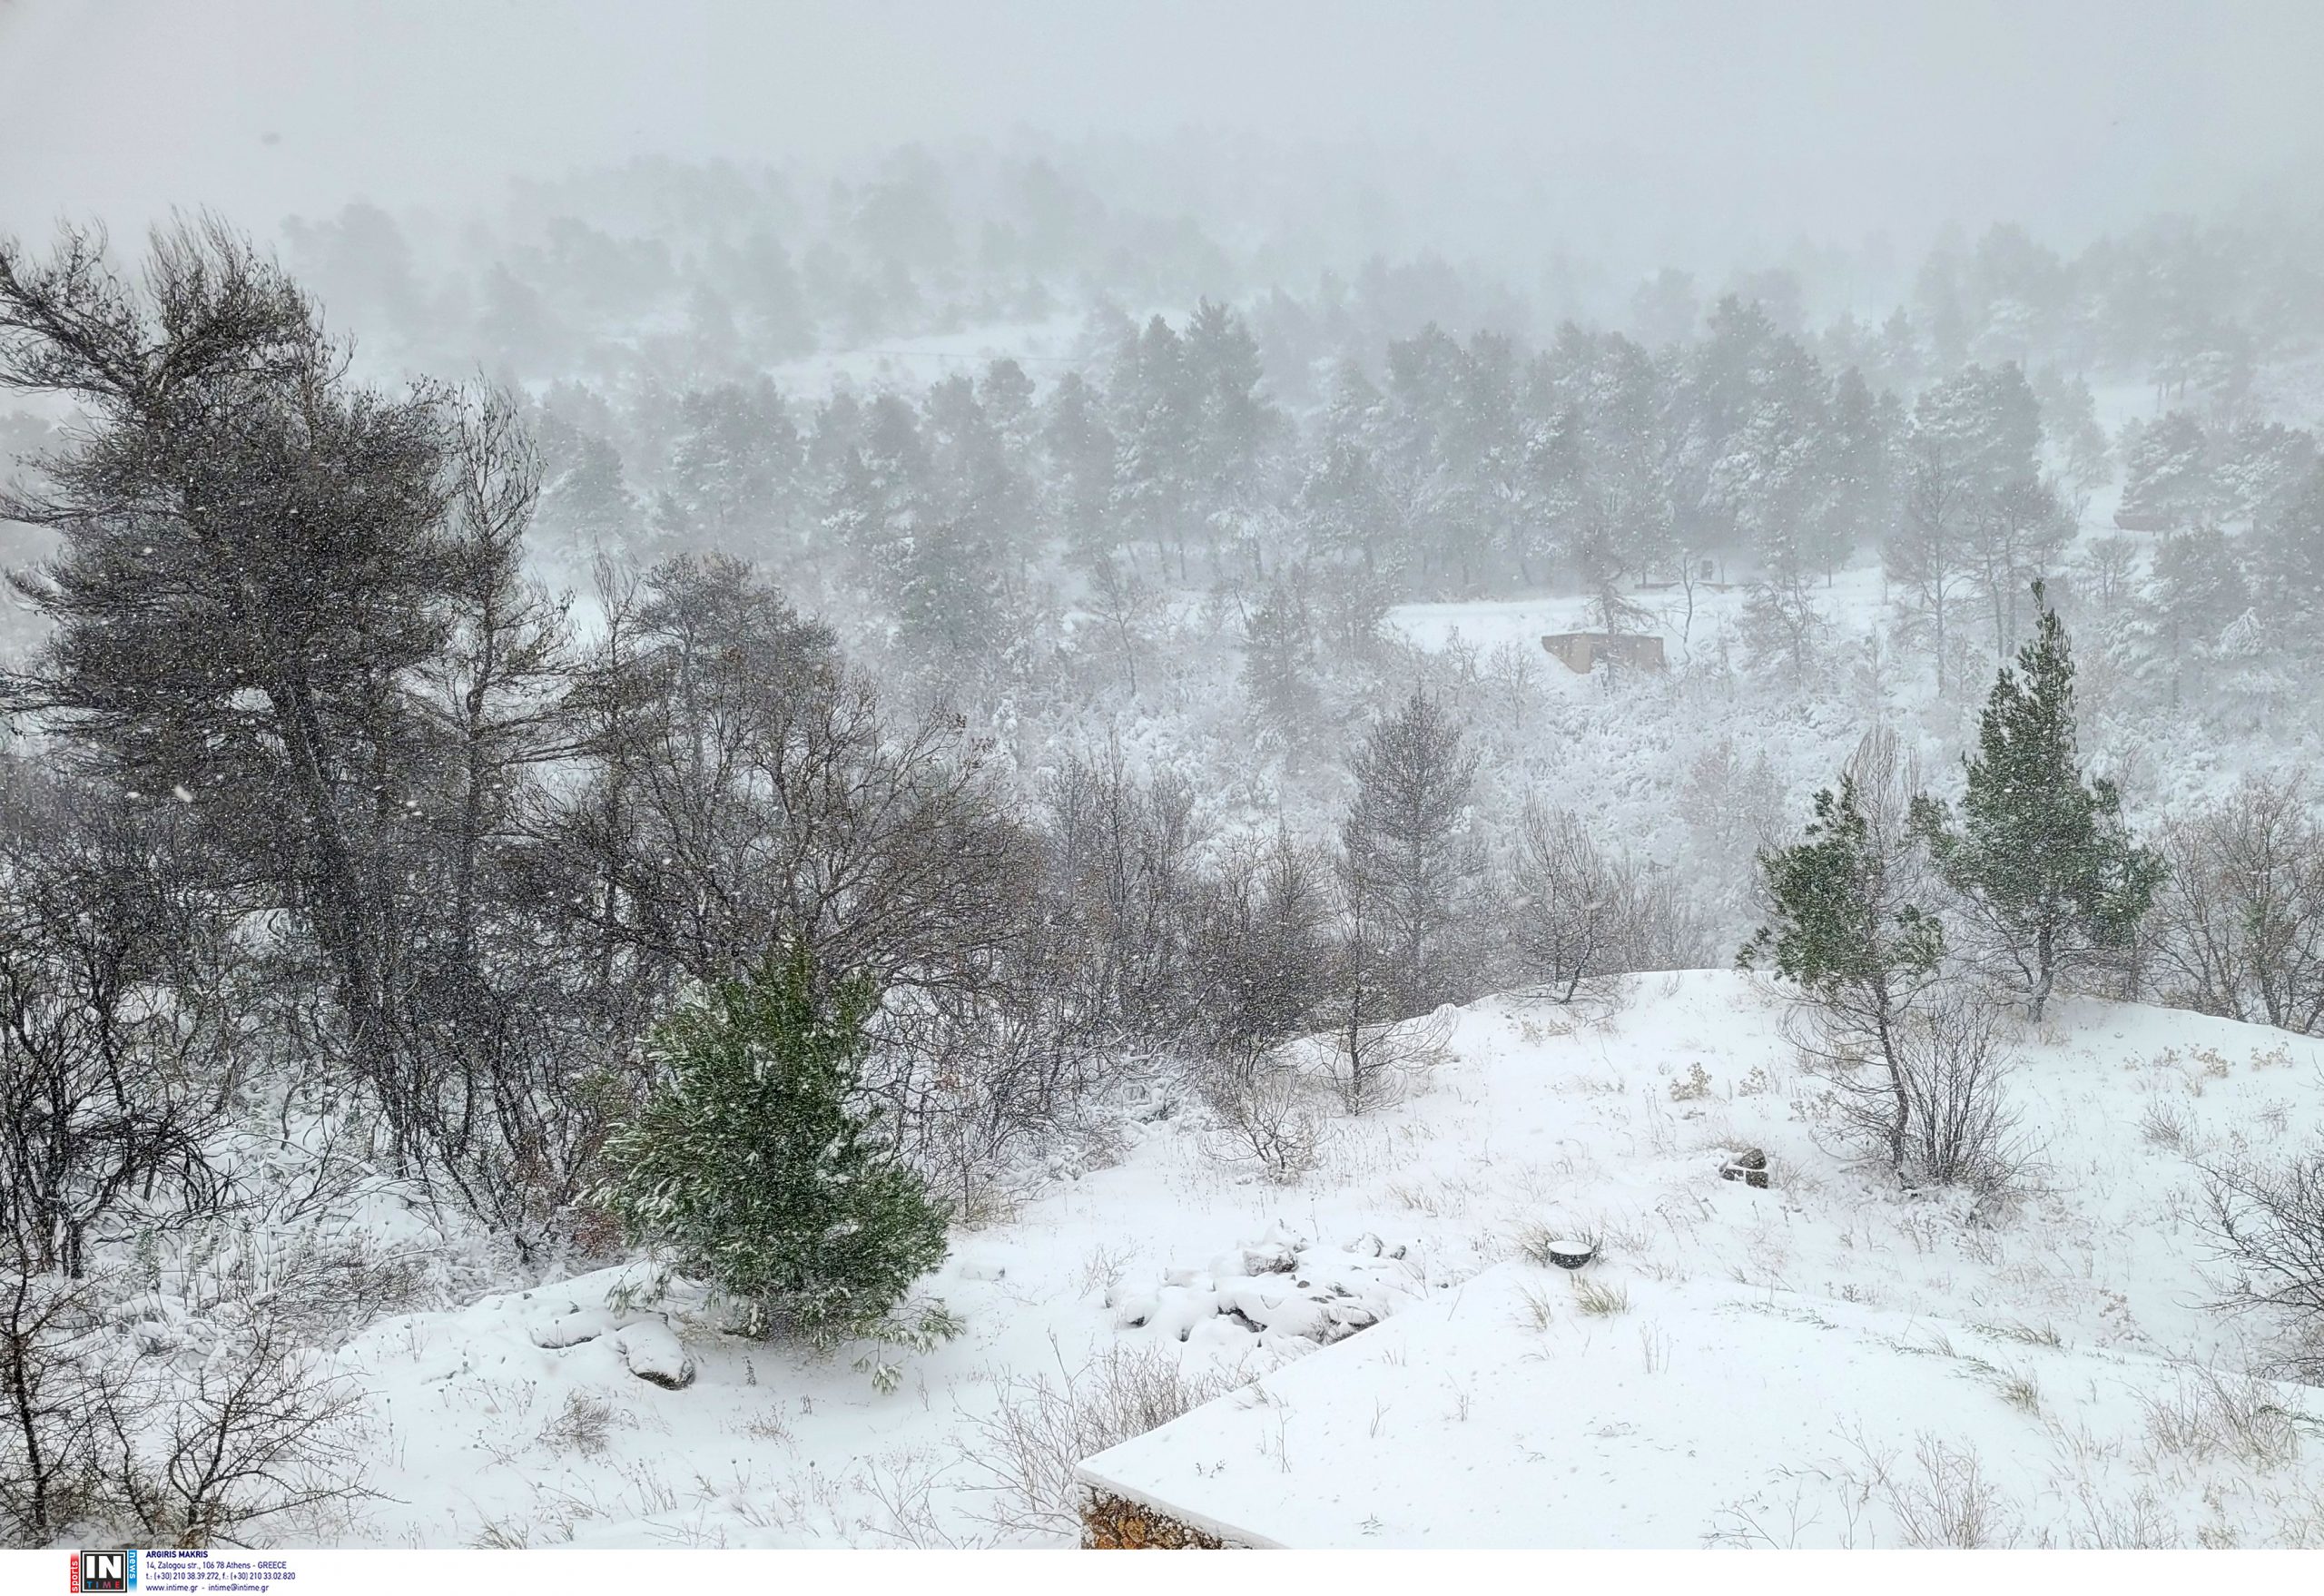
(1741, 765, 1945, 1173)
(596, 942, 951, 1345)
(1040, 370, 1118, 572)
(2117, 411, 2213, 530)
(1241, 574, 1326, 767)
(1887, 364, 2043, 695)
(1911, 588, 2165, 1019)
(2246, 463, 2324, 631)
(2141, 525, 2250, 702)
(1339, 689, 1482, 1016)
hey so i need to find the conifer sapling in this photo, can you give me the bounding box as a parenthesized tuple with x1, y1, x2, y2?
(596, 941, 955, 1375)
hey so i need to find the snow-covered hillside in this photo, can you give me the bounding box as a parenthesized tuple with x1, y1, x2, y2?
(325, 972, 2324, 1548)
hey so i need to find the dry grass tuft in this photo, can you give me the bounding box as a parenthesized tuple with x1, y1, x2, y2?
(1571, 1276, 1630, 1316)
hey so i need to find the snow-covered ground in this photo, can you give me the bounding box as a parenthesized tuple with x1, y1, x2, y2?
(325, 972, 2324, 1548)
(1077, 1266, 2324, 1549)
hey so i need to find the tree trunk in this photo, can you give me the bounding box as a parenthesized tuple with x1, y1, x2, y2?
(2031, 921, 2055, 1022)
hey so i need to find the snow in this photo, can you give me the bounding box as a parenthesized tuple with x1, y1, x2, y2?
(613, 1321, 695, 1390)
(320, 971, 2324, 1547)
(1076, 1265, 2324, 1549)
(761, 312, 1088, 400)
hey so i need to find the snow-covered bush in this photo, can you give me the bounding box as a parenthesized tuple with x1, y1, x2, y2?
(96, 1282, 367, 1549)
(1202, 1066, 1326, 1184)
(3, 1240, 369, 1549)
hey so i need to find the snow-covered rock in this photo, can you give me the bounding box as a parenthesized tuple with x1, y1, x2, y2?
(613, 1320, 694, 1390)
(527, 1306, 615, 1349)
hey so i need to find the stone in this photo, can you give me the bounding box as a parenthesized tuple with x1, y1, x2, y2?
(527, 1308, 612, 1349)
(615, 1319, 695, 1390)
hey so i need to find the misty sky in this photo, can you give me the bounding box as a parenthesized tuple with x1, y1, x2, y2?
(5, 0, 2321, 256)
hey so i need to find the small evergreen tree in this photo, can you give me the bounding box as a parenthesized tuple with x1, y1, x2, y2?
(1911, 586, 2165, 1020)
(596, 942, 951, 1352)
(1339, 688, 1482, 1016)
(1741, 768, 1945, 1173)
(1242, 575, 1326, 767)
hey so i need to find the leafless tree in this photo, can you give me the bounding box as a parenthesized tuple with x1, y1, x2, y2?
(0, 1244, 108, 1542)
(1037, 744, 1204, 1051)
(547, 553, 1063, 1190)
(2152, 774, 2324, 1033)
(1511, 802, 1708, 1004)
(0, 766, 238, 1278)
(1318, 999, 1454, 1116)
(1183, 826, 1330, 1088)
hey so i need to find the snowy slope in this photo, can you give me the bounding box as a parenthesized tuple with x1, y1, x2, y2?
(1077, 1265, 2324, 1548)
(328, 972, 2324, 1548)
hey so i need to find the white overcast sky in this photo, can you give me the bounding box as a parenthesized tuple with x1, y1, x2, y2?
(3, 0, 2320, 248)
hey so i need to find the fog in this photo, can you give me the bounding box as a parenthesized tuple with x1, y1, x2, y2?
(12, 0, 2324, 1559)
(7, 0, 2324, 263)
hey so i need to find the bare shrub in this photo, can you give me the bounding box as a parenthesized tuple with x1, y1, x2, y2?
(1511, 802, 1709, 1004)
(1201, 1066, 1325, 1184)
(1074, 1242, 1135, 1300)
(2141, 1366, 2302, 1471)
(883, 984, 1108, 1224)
(0, 769, 240, 1280)
(3, 1233, 369, 1552)
(1669, 1061, 1712, 1101)
(537, 1391, 622, 1459)
(2141, 1099, 2194, 1150)
(1851, 1432, 2019, 1548)
(1894, 991, 2034, 1193)
(856, 1448, 977, 1548)
(961, 1341, 1242, 1539)
(1312, 1000, 1453, 1116)
(1797, 984, 2030, 1194)
(2151, 774, 2324, 1033)
(94, 1286, 368, 1548)
(2187, 1144, 2324, 1378)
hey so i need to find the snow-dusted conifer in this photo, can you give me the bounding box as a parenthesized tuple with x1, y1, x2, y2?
(597, 941, 950, 1344)
(1911, 588, 2165, 1020)
(1741, 750, 1945, 1173)
(1339, 688, 1482, 1016)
